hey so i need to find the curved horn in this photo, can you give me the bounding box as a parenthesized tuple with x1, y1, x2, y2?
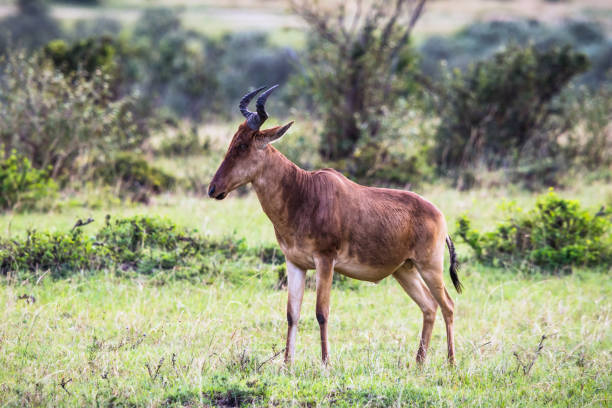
(255, 84, 279, 125)
(239, 86, 265, 121)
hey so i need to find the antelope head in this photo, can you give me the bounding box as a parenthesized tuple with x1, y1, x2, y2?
(208, 85, 293, 200)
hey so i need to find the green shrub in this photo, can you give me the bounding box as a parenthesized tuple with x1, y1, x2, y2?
(0, 215, 287, 284)
(97, 215, 185, 258)
(43, 37, 117, 79)
(456, 190, 611, 271)
(293, 0, 422, 160)
(0, 229, 106, 279)
(157, 125, 209, 157)
(434, 45, 588, 174)
(0, 51, 147, 182)
(0, 150, 57, 211)
(93, 153, 176, 202)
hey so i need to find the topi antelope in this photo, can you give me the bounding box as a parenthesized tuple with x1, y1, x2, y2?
(208, 85, 463, 365)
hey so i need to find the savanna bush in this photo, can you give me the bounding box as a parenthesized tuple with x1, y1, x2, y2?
(93, 153, 176, 202)
(0, 215, 285, 282)
(157, 125, 209, 157)
(456, 190, 611, 272)
(0, 228, 106, 278)
(325, 101, 436, 187)
(0, 150, 57, 211)
(434, 45, 588, 173)
(44, 37, 117, 79)
(0, 51, 147, 182)
(419, 19, 610, 88)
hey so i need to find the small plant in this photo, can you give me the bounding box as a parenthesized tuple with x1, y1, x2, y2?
(0, 215, 287, 283)
(0, 228, 106, 278)
(94, 153, 176, 202)
(456, 190, 611, 271)
(157, 126, 208, 157)
(0, 150, 57, 211)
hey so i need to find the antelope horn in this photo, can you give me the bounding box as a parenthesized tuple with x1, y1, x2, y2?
(239, 86, 265, 129)
(255, 84, 279, 125)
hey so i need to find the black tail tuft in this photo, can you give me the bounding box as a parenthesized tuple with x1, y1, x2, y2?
(446, 236, 463, 293)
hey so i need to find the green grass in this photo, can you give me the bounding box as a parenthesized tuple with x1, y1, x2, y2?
(0, 267, 609, 406)
(1, 180, 611, 406)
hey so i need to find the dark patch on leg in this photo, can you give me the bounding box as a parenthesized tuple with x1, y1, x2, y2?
(316, 312, 326, 325)
(287, 311, 293, 326)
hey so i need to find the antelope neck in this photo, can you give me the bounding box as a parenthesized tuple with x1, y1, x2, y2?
(251, 146, 307, 228)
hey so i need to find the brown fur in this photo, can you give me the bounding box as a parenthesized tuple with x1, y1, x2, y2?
(209, 122, 462, 365)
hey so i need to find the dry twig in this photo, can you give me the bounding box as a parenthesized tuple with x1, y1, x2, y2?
(514, 334, 547, 375)
(59, 377, 72, 395)
(145, 357, 165, 381)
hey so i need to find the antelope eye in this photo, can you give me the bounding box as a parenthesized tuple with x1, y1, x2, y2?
(238, 143, 248, 152)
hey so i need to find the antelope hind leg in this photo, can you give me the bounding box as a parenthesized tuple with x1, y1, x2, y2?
(393, 262, 438, 364)
(417, 252, 456, 365)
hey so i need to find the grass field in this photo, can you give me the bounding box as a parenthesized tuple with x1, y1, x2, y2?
(0, 179, 611, 406)
(0, 260, 610, 406)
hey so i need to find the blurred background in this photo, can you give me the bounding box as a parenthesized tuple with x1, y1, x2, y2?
(0, 0, 610, 209)
(0, 4, 611, 405)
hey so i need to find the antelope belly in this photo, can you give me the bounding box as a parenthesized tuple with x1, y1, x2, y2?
(333, 261, 398, 283)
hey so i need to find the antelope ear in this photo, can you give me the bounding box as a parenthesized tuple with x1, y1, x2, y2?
(256, 121, 294, 149)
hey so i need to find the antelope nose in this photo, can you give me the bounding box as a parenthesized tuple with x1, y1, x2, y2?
(208, 184, 216, 198)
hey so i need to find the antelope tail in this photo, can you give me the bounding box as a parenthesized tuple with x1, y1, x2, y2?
(445, 236, 463, 293)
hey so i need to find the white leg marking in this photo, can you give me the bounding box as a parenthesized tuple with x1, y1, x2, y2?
(285, 260, 306, 363)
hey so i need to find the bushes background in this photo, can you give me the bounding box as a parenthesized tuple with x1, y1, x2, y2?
(456, 190, 612, 272)
(433, 45, 588, 177)
(0, 51, 145, 181)
(0, 150, 57, 211)
(1, 1, 610, 192)
(0, 215, 285, 283)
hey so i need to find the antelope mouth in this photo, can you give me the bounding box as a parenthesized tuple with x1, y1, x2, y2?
(214, 192, 227, 200)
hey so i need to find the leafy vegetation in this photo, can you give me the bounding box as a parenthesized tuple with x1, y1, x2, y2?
(456, 190, 611, 271)
(433, 45, 588, 173)
(93, 153, 176, 202)
(0, 150, 57, 211)
(292, 0, 424, 160)
(0, 51, 146, 182)
(0, 215, 285, 283)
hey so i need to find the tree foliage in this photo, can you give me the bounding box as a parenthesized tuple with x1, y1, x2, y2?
(433, 45, 589, 172)
(292, 0, 426, 160)
(0, 0, 60, 54)
(0, 51, 146, 181)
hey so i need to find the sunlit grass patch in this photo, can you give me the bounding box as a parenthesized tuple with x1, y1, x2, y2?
(0, 266, 609, 406)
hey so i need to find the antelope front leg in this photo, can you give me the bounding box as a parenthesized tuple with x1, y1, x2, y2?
(314, 257, 334, 364)
(284, 260, 306, 364)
